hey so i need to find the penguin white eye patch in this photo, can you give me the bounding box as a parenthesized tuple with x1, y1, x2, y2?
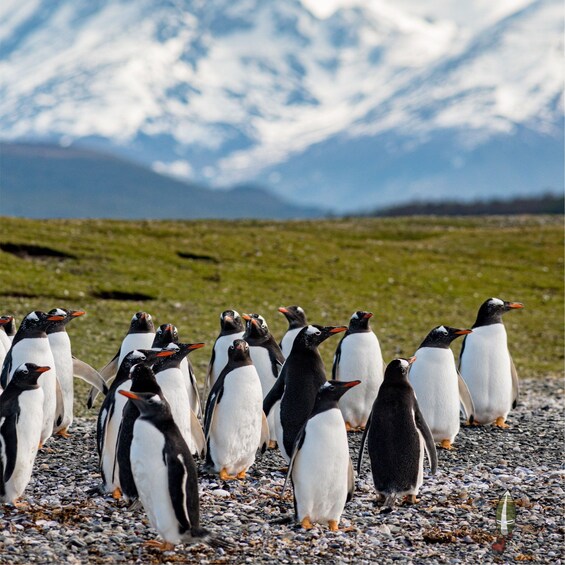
(489, 298, 504, 306)
(27, 312, 40, 321)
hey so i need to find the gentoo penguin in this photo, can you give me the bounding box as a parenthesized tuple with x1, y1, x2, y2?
(332, 311, 385, 431)
(204, 339, 269, 480)
(409, 326, 475, 449)
(242, 313, 285, 448)
(278, 306, 308, 358)
(0, 316, 14, 368)
(0, 316, 16, 344)
(459, 298, 524, 427)
(152, 342, 206, 458)
(205, 310, 244, 396)
(283, 380, 360, 531)
(1, 311, 64, 447)
(153, 324, 202, 419)
(358, 358, 437, 509)
(263, 324, 347, 463)
(0, 363, 49, 503)
(97, 348, 173, 498)
(118, 389, 227, 551)
(88, 311, 156, 408)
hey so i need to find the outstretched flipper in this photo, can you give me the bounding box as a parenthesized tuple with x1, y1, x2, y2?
(87, 352, 119, 408)
(73, 357, 108, 394)
(263, 371, 286, 417)
(356, 411, 372, 475)
(414, 403, 437, 474)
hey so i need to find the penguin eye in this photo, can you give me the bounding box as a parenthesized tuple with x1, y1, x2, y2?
(22, 368, 29, 375)
(140, 355, 146, 361)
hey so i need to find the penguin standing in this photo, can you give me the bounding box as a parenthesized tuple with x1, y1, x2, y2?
(118, 389, 227, 551)
(283, 380, 359, 531)
(0, 316, 16, 344)
(459, 298, 524, 427)
(1, 311, 64, 447)
(88, 311, 156, 408)
(0, 363, 49, 503)
(0, 316, 14, 374)
(409, 326, 475, 449)
(242, 313, 285, 448)
(263, 324, 346, 463)
(152, 342, 206, 458)
(205, 310, 244, 395)
(278, 306, 308, 358)
(358, 358, 437, 509)
(332, 311, 385, 431)
(204, 339, 269, 480)
(153, 324, 202, 420)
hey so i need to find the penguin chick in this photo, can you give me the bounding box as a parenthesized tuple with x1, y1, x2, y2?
(283, 379, 360, 531)
(409, 326, 474, 449)
(204, 339, 269, 480)
(118, 390, 230, 550)
(358, 358, 437, 510)
(459, 298, 524, 427)
(332, 311, 385, 431)
(278, 306, 308, 358)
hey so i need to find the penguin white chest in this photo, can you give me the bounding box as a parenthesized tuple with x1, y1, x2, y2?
(118, 333, 155, 366)
(292, 409, 350, 525)
(249, 346, 277, 398)
(460, 325, 512, 423)
(281, 328, 301, 358)
(49, 332, 74, 432)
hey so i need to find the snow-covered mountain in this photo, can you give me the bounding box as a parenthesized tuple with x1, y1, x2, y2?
(0, 0, 562, 212)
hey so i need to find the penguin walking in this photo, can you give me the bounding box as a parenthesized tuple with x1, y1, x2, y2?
(1, 311, 64, 447)
(332, 311, 385, 431)
(205, 310, 244, 396)
(153, 324, 202, 420)
(459, 298, 524, 427)
(278, 306, 308, 358)
(204, 339, 269, 480)
(152, 342, 207, 458)
(409, 326, 475, 449)
(118, 389, 228, 551)
(242, 313, 285, 448)
(283, 380, 359, 531)
(97, 348, 172, 497)
(263, 324, 347, 463)
(358, 358, 437, 509)
(0, 363, 49, 503)
(88, 311, 155, 408)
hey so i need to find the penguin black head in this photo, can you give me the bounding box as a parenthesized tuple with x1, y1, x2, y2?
(220, 310, 244, 334)
(228, 338, 251, 363)
(128, 312, 155, 334)
(418, 326, 472, 349)
(278, 306, 308, 330)
(317, 379, 361, 402)
(242, 313, 269, 339)
(118, 390, 171, 420)
(347, 311, 373, 333)
(296, 324, 347, 349)
(11, 363, 50, 389)
(473, 298, 524, 327)
(153, 342, 206, 371)
(129, 363, 161, 394)
(46, 308, 86, 333)
(14, 311, 64, 341)
(120, 348, 168, 373)
(152, 323, 179, 348)
(384, 357, 416, 382)
(0, 315, 16, 336)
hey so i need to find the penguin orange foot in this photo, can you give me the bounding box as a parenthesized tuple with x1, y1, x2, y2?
(268, 440, 277, 449)
(219, 468, 237, 481)
(440, 439, 453, 450)
(495, 417, 509, 429)
(112, 487, 122, 500)
(56, 428, 70, 438)
(236, 470, 247, 480)
(345, 422, 353, 432)
(404, 495, 419, 505)
(144, 540, 175, 551)
(301, 517, 313, 530)
(328, 520, 339, 532)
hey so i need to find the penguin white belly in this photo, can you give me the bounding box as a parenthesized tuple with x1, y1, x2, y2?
(274, 398, 289, 463)
(180, 359, 201, 418)
(281, 328, 301, 358)
(292, 409, 349, 525)
(211, 333, 244, 388)
(459, 325, 512, 424)
(209, 366, 263, 475)
(130, 420, 182, 544)
(49, 333, 74, 434)
(249, 346, 278, 442)
(336, 333, 384, 428)
(0, 332, 11, 353)
(101, 382, 131, 492)
(410, 348, 460, 443)
(118, 333, 155, 366)
(157, 368, 195, 453)
(1, 388, 44, 502)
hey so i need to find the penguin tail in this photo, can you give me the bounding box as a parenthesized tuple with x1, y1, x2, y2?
(189, 527, 235, 550)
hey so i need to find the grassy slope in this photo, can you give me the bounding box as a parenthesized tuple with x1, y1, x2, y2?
(1, 216, 562, 416)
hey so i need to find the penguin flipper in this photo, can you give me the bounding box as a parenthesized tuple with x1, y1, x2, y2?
(0, 412, 19, 483)
(457, 371, 475, 422)
(263, 370, 285, 417)
(72, 357, 108, 394)
(357, 412, 371, 475)
(347, 457, 355, 502)
(414, 403, 437, 475)
(203, 381, 224, 442)
(165, 450, 193, 533)
(0, 348, 13, 389)
(282, 423, 307, 497)
(190, 410, 206, 458)
(203, 346, 216, 401)
(55, 377, 64, 429)
(331, 336, 344, 380)
(187, 366, 203, 420)
(510, 353, 519, 409)
(87, 353, 119, 408)
(259, 411, 270, 453)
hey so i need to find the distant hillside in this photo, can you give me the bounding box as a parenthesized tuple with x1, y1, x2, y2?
(371, 194, 564, 217)
(0, 142, 323, 219)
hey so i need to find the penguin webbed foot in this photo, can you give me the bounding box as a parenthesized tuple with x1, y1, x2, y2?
(440, 439, 454, 450)
(56, 428, 70, 438)
(494, 417, 510, 429)
(144, 539, 175, 551)
(300, 516, 313, 530)
(219, 468, 237, 481)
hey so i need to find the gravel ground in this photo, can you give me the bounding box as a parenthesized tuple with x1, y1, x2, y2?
(0, 377, 563, 564)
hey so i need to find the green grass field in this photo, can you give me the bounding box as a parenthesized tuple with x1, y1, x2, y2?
(1, 215, 562, 416)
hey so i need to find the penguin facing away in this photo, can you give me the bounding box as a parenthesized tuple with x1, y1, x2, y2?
(263, 324, 347, 463)
(283, 379, 360, 531)
(0, 363, 49, 503)
(204, 339, 269, 480)
(358, 358, 437, 509)
(409, 326, 474, 449)
(332, 311, 385, 431)
(205, 310, 245, 397)
(278, 306, 308, 358)
(118, 389, 229, 551)
(458, 298, 524, 427)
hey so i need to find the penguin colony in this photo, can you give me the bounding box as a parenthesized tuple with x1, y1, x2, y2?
(0, 298, 524, 552)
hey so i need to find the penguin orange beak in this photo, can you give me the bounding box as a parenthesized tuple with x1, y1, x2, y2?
(187, 343, 206, 351)
(329, 326, 348, 334)
(508, 302, 524, 309)
(278, 307, 289, 314)
(0, 316, 13, 325)
(455, 329, 473, 335)
(165, 324, 174, 332)
(70, 310, 86, 317)
(408, 356, 417, 365)
(363, 312, 373, 319)
(242, 314, 252, 321)
(342, 380, 362, 388)
(36, 366, 51, 373)
(223, 315, 233, 323)
(156, 349, 176, 357)
(119, 390, 140, 400)
(47, 315, 66, 321)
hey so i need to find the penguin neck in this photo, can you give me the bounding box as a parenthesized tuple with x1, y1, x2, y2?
(473, 310, 503, 327)
(309, 397, 338, 419)
(287, 320, 306, 330)
(347, 326, 371, 335)
(220, 326, 243, 337)
(418, 337, 451, 349)
(13, 328, 47, 345)
(244, 331, 270, 347)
